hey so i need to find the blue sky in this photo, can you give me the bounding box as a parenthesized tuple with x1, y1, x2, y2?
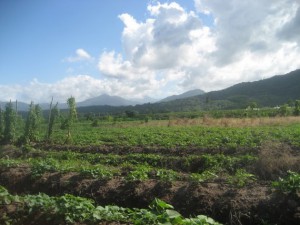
(1, 0, 300, 103)
(0, 0, 147, 84)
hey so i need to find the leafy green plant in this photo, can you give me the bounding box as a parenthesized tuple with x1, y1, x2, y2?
(24, 193, 55, 214)
(0, 158, 20, 168)
(62, 96, 77, 143)
(0, 186, 222, 225)
(93, 205, 130, 222)
(3, 101, 17, 143)
(190, 171, 218, 183)
(294, 100, 300, 116)
(23, 102, 42, 143)
(134, 198, 222, 225)
(46, 101, 59, 141)
(30, 158, 59, 178)
(79, 166, 115, 179)
(228, 169, 256, 188)
(272, 170, 300, 193)
(0, 108, 4, 139)
(126, 165, 151, 181)
(54, 194, 95, 223)
(0, 185, 18, 204)
(156, 168, 179, 182)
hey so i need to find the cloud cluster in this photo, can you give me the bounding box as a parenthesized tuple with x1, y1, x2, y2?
(98, 2, 216, 98)
(0, 76, 106, 103)
(98, 0, 300, 97)
(64, 48, 93, 62)
(2, 1, 300, 103)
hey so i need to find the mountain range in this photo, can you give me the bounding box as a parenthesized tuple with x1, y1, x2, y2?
(1, 69, 299, 112)
(77, 94, 138, 107)
(0, 94, 155, 111)
(159, 89, 205, 102)
(201, 69, 300, 108)
(0, 89, 203, 111)
(76, 69, 300, 114)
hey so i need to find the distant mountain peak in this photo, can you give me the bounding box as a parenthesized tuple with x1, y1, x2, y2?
(159, 89, 205, 102)
(77, 94, 138, 107)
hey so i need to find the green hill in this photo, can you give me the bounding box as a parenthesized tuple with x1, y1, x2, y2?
(202, 69, 300, 108)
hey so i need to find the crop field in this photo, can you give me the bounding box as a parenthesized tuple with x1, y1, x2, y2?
(0, 116, 300, 224)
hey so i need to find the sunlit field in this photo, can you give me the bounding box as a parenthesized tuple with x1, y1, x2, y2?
(1, 111, 300, 224)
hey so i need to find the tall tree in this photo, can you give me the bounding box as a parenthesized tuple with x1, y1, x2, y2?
(4, 101, 17, 143)
(46, 98, 59, 141)
(0, 108, 4, 139)
(23, 102, 42, 143)
(294, 100, 300, 116)
(64, 96, 77, 143)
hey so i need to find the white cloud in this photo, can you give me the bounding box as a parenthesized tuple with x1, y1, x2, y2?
(0, 74, 164, 103)
(194, 0, 299, 64)
(65, 48, 93, 62)
(0, 76, 108, 103)
(97, 0, 300, 98)
(98, 1, 216, 98)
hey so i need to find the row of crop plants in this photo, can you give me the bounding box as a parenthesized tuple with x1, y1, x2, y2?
(0, 185, 222, 225)
(0, 146, 282, 187)
(41, 121, 300, 149)
(1, 161, 299, 224)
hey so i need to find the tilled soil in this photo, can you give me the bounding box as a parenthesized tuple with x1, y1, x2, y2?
(35, 143, 256, 156)
(0, 166, 299, 225)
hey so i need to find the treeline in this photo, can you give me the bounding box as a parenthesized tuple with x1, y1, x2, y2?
(80, 100, 300, 122)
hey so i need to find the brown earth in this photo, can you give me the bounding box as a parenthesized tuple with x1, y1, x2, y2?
(34, 143, 257, 156)
(0, 166, 299, 225)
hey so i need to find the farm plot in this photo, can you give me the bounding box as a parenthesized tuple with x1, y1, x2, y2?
(0, 121, 300, 224)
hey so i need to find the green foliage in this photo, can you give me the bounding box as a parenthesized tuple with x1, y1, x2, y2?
(79, 166, 115, 179)
(0, 108, 4, 138)
(64, 96, 77, 142)
(248, 101, 258, 109)
(23, 102, 42, 143)
(140, 198, 222, 225)
(127, 165, 151, 181)
(272, 170, 300, 194)
(46, 102, 59, 141)
(279, 104, 291, 116)
(91, 118, 99, 127)
(227, 169, 256, 188)
(67, 96, 77, 123)
(54, 194, 95, 223)
(190, 171, 218, 183)
(0, 185, 18, 205)
(294, 100, 300, 116)
(155, 168, 179, 182)
(0, 158, 20, 168)
(3, 101, 17, 143)
(0, 186, 222, 225)
(30, 158, 59, 178)
(125, 110, 139, 118)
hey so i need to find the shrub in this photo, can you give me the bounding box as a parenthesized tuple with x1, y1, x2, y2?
(255, 141, 300, 180)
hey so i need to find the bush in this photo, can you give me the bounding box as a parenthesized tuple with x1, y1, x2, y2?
(254, 141, 300, 180)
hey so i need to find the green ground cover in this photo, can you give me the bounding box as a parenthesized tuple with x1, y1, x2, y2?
(0, 186, 221, 225)
(45, 121, 300, 149)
